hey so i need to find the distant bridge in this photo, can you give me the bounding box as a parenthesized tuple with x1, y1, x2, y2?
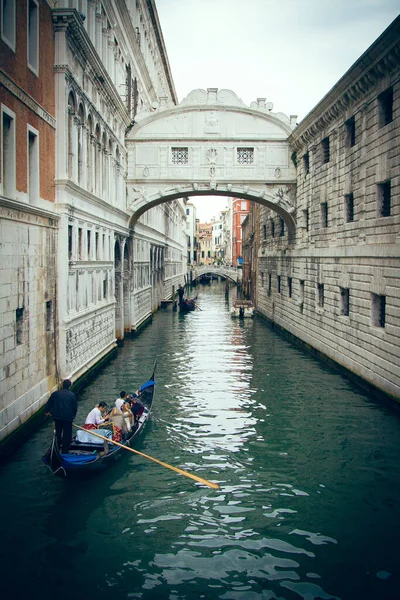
(189, 265, 242, 284)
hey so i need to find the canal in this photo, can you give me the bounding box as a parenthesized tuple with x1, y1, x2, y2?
(1, 283, 400, 600)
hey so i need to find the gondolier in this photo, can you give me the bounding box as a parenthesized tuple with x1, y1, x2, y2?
(45, 379, 77, 454)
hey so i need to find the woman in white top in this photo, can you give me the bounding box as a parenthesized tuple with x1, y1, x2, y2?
(84, 402, 109, 430)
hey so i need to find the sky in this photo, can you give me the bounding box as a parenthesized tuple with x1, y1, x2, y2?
(156, 0, 399, 221)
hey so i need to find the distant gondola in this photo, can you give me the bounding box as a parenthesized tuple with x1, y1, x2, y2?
(42, 362, 156, 479)
(179, 296, 197, 312)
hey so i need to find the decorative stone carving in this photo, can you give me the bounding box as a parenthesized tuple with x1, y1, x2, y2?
(143, 166, 150, 178)
(209, 166, 216, 178)
(204, 111, 219, 134)
(274, 167, 281, 179)
(206, 148, 218, 164)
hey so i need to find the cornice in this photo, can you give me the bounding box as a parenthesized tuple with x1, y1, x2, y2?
(52, 8, 129, 124)
(145, 0, 178, 104)
(289, 16, 400, 152)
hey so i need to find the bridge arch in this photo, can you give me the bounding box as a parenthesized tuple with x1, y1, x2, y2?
(126, 88, 298, 238)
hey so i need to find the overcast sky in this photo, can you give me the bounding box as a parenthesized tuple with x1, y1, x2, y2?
(156, 0, 399, 221)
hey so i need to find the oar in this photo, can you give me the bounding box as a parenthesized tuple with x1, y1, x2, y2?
(73, 424, 219, 490)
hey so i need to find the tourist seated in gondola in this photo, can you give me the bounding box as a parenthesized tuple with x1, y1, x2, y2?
(115, 391, 127, 411)
(121, 400, 134, 431)
(107, 407, 128, 442)
(84, 401, 109, 430)
(130, 394, 145, 425)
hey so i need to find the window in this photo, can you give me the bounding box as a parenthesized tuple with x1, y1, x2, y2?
(288, 277, 292, 298)
(241, 201, 247, 210)
(344, 193, 354, 222)
(299, 279, 305, 313)
(371, 293, 386, 328)
(186, 208, 189, 215)
(87, 230, 91, 258)
(321, 202, 328, 228)
(46, 300, 52, 332)
(68, 225, 73, 260)
(279, 218, 285, 237)
(1, 0, 16, 50)
(28, 127, 39, 204)
(340, 287, 350, 316)
(321, 137, 330, 164)
(268, 273, 272, 296)
(28, 0, 39, 74)
(303, 151, 309, 176)
(263, 224, 267, 239)
(317, 283, 324, 307)
(95, 231, 99, 259)
(171, 147, 188, 164)
(303, 208, 309, 231)
(345, 116, 356, 147)
(237, 147, 254, 164)
(16, 307, 24, 345)
(261, 272, 264, 287)
(270, 219, 275, 238)
(378, 87, 393, 127)
(78, 228, 83, 259)
(2, 107, 16, 198)
(277, 275, 281, 294)
(377, 181, 391, 217)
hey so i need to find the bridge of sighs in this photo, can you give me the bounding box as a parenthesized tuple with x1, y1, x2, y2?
(125, 88, 298, 237)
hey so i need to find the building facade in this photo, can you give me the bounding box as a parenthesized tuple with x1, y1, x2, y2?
(255, 17, 400, 401)
(232, 198, 251, 267)
(0, 0, 58, 441)
(0, 0, 187, 444)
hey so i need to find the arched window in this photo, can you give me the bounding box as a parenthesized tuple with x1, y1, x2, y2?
(67, 92, 76, 179)
(77, 103, 84, 185)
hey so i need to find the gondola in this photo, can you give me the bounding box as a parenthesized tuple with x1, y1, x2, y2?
(179, 296, 198, 312)
(42, 362, 156, 479)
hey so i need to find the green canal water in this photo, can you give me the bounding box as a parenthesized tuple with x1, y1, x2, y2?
(1, 283, 400, 600)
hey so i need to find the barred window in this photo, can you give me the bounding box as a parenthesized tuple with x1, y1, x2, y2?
(171, 147, 188, 164)
(237, 147, 254, 164)
(321, 137, 330, 164)
(345, 193, 354, 222)
(377, 181, 391, 217)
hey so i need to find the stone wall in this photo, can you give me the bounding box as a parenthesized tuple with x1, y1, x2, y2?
(256, 17, 400, 401)
(0, 202, 58, 440)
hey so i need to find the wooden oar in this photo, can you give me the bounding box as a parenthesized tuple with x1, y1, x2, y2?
(73, 424, 219, 490)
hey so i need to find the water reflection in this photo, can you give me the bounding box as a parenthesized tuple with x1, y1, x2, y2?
(1, 283, 400, 600)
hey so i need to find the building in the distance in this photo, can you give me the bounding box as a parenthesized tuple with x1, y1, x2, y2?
(232, 198, 251, 266)
(185, 200, 197, 265)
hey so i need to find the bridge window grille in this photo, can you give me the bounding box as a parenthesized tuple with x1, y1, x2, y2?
(237, 147, 254, 164)
(303, 152, 309, 176)
(171, 147, 188, 164)
(377, 181, 391, 217)
(344, 193, 354, 222)
(279, 218, 285, 237)
(321, 137, 330, 164)
(345, 116, 356, 147)
(378, 87, 393, 127)
(340, 287, 350, 316)
(371, 293, 386, 328)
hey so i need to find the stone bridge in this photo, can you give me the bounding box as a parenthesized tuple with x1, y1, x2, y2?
(126, 88, 298, 238)
(190, 265, 242, 284)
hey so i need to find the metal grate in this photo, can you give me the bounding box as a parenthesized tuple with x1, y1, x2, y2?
(237, 147, 254, 164)
(171, 147, 188, 164)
